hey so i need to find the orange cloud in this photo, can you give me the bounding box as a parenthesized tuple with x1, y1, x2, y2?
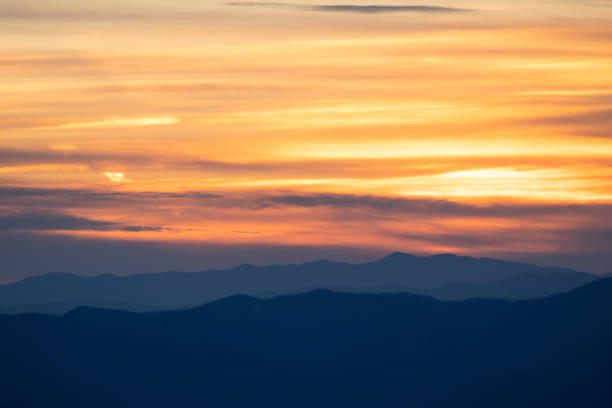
(1, 0, 612, 272)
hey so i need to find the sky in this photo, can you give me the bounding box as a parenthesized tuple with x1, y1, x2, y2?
(2, 0, 612, 282)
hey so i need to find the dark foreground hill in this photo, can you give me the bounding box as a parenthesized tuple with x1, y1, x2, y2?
(0, 252, 598, 314)
(1, 279, 612, 407)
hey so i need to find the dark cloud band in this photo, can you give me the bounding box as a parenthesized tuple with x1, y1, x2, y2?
(0, 210, 162, 232)
(2, 186, 612, 219)
(225, 3, 470, 14)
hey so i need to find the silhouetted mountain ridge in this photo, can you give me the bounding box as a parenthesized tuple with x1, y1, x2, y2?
(0, 252, 599, 314)
(1, 278, 611, 407)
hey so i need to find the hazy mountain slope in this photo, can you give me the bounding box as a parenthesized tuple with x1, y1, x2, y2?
(425, 271, 598, 300)
(1, 279, 611, 407)
(255, 271, 597, 300)
(0, 253, 590, 314)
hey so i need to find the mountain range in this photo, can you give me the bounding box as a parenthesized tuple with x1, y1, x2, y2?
(1, 278, 611, 407)
(0, 252, 602, 314)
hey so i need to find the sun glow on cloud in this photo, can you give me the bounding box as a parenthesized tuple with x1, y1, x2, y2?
(399, 167, 612, 201)
(276, 139, 612, 160)
(104, 172, 128, 183)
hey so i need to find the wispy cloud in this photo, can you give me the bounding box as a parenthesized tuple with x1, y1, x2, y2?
(0, 211, 116, 231)
(0, 117, 178, 131)
(4, 148, 607, 180)
(0, 210, 162, 232)
(225, 2, 470, 14)
(1, 187, 612, 276)
(528, 108, 612, 128)
(3, 186, 612, 219)
(0, 165, 89, 174)
(46, 117, 178, 130)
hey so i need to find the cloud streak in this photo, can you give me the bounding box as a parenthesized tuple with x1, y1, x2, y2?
(225, 2, 470, 14)
(1, 0, 611, 280)
(528, 108, 612, 128)
(1, 187, 611, 277)
(2, 186, 612, 219)
(3, 148, 609, 181)
(1, 117, 179, 131)
(0, 210, 163, 232)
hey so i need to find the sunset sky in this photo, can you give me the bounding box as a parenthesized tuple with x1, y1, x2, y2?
(2, 0, 612, 281)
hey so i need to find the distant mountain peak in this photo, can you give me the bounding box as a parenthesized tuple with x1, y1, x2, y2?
(230, 264, 259, 271)
(300, 259, 337, 267)
(63, 305, 134, 320)
(376, 251, 418, 262)
(96, 273, 120, 279)
(428, 253, 471, 260)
